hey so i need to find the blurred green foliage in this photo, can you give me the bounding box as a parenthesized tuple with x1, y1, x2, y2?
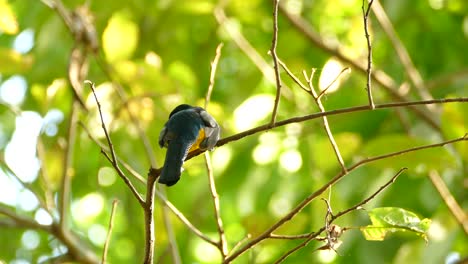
(0, 0, 467, 263)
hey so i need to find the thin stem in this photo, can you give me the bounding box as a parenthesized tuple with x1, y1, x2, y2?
(85, 81, 145, 206)
(372, 1, 433, 103)
(278, 3, 441, 131)
(428, 170, 468, 234)
(204, 43, 228, 258)
(303, 70, 347, 172)
(331, 168, 407, 221)
(102, 199, 119, 264)
(224, 135, 466, 262)
(59, 101, 79, 230)
(206, 152, 228, 258)
(362, 0, 375, 109)
(270, 0, 283, 126)
(154, 190, 219, 247)
(205, 43, 224, 109)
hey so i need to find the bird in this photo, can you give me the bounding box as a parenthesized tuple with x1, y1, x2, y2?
(158, 104, 220, 186)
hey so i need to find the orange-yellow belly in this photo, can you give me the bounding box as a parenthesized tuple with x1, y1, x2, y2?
(189, 128, 205, 152)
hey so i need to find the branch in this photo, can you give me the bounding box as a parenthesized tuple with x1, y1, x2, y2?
(270, 0, 282, 126)
(214, 5, 294, 100)
(185, 97, 467, 160)
(102, 199, 119, 264)
(85, 81, 145, 205)
(154, 189, 219, 247)
(205, 43, 224, 109)
(79, 121, 146, 184)
(0, 206, 51, 232)
(331, 167, 407, 221)
(362, 0, 375, 109)
(278, 3, 441, 131)
(223, 135, 466, 262)
(302, 69, 347, 172)
(93, 54, 158, 168)
(204, 43, 228, 259)
(372, 1, 434, 104)
(159, 188, 182, 264)
(428, 170, 468, 234)
(277, 168, 407, 262)
(58, 101, 79, 230)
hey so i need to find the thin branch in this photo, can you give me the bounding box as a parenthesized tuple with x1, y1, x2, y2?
(362, 0, 375, 109)
(93, 54, 158, 168)
(428, 170, 468, 234)
(270, 233, 310, 240)
(0, 163, 50, 215)
(270, 0, 282, 126)
(154, 189, 218, 247)
(223, 135, 466, 262)
(85, 81, 144, 205)
(36, 139, 56, 213)
(278, 3, 441, 131)
(302, 69, 347, 172)
(332, 167, 407, 221)
(229, 234, 251, 255)
(317, 68, 350, 100)
(425, 68, 468, 90)
(58, 101, 79, 230)
(0, 206, 99, 264)
(207, 97, 467, 153)
(213, 5, 294, 100)
(205, 152, 228, 258)
(160, 188, 181, 264)
(204, 43, 228, 259)
(79, 121, 146, 184)
(276, 168, 406, 262)
(102, 199, 119, 264)
(0, 206, 52, 232)
(277, 59, 310, 93)
(372, 1, 434, 104)
(205, 43, 224, 109)
(272, 233, 320, 264)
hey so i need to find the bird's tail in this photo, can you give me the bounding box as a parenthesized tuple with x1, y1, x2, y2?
(159, 140, 189, 186)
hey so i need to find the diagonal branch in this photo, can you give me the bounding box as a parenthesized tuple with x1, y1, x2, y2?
(372, 1, 434, 104)
(223, 135, 466, 262)
(85, 81, 144, 205)
(278, 3, 441, 131)
(428, 170, 468, 234)
(331, 167, 407, 221)
(302, 69, 347, 172)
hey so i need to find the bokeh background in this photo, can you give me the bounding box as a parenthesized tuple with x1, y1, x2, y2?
(0, 0, 467, 263)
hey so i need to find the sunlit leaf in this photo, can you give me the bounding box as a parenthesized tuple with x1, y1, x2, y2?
(361, 207, 431, 242)
(102, 12, 139, 62)
(167, 61, 198, 91)
(0, 0, 18, 34)
(441, 101, 467, 163)
(0, 48, 33, 74)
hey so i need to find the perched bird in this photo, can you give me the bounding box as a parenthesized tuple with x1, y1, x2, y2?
(158, 104, 220, 186)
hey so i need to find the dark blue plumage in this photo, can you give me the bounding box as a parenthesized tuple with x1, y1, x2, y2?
(158, 104, 220, 186)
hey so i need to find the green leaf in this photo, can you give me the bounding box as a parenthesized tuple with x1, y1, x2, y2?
(361, 207, 431, 242)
